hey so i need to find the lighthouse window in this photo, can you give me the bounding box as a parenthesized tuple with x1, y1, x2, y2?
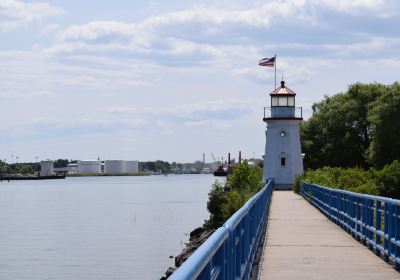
(280, 157, 286, 166)
(272, 97, 278, 106)
(288, 96, 295, 106)
(278, 96, 288, 106)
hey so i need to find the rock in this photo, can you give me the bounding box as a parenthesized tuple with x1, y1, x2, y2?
(160, 222, 217, 279)
(175, 228, 215, 267)
(160, 267, 176, 280)
(189, 227, 203, 240)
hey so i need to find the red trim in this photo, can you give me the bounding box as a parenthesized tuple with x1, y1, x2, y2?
(263, 117, 303, 122)
(270, 93, 296, 96)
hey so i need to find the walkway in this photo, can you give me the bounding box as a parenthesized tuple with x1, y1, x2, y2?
(259, 191, 400, 280)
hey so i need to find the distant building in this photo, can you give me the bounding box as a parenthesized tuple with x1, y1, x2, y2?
(48, 159, 139, 175)
(104, 160, 139, 174)
(123, 160, 139, 173)
(67, 163, 78, 174)
(77, 160, 101, 174)
(104, 160, 124, 174)
(54, 163, 77, 175)
(40, 160, 54, 176)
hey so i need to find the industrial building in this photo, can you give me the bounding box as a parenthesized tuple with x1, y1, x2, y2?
(104, 160, 139, 174)
(51, 159, 139, 175)
(77, 160, 102, 174)
(123, 160, 139, 173)
(104, 160, 124, 174)
(40, 160, 54, 176)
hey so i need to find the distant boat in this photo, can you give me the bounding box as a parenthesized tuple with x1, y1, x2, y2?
(213, 165, 228, 177)
(0, 174, 65, 181)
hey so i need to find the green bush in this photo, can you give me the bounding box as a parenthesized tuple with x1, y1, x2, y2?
(375, 160, 400, 198)
(301, 161, 400, 198)
(353, 181, 379, 196)
(221, 190, 249, 221)
(229, 160, 263, 193)
(205, 181, 227, 229)
(205, 161, 263, 229)
(293, 174, 303, 193)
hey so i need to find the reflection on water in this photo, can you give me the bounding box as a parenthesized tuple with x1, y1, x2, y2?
(0, 175, 218, 280)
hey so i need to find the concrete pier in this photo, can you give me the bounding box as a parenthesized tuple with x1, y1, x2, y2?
(259, 191, 400, 280)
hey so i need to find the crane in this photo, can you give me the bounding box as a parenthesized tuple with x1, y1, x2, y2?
(210, 153, 217, 163)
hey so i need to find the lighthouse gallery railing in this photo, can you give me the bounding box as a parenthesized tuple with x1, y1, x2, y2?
(169, 179, 274, 280)
(300, 182, 400, 269)
(263, 106, 302, 119)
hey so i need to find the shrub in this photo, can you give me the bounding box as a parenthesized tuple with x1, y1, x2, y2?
(302, 166, 379, 196)
(375, 160, 400, 199)
(293, 174, 303, 193)
(229, 160, 263, 193)
(205, 161, 264, 229)
(205, 181, 227, 229)
(353, 181, 379, 196)
(221, 190, 249, 221)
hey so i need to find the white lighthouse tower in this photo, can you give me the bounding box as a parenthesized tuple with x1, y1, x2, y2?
(262, 80, 303, 189)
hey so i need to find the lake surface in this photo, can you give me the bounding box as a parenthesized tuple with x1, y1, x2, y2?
(0, 175, 219, 280)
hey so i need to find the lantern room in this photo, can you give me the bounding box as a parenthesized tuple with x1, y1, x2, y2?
(263, 80, 303, 120)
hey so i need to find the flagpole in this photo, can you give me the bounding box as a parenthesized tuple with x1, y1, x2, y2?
(274, 54, 277, 89)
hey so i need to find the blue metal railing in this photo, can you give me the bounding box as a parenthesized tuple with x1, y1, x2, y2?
(169, 180, 274, 280)
(300, 182, 400, 270)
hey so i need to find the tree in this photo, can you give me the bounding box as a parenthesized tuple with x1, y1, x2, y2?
(375, 160, 400, 199)
(205, 161, 263, 229)
(301, 83, 385, 169)
(54, 159, 70, 168)
(206, 181, 227, 228)
(229, 160, 263, 193)
(368, 82, 400, 168)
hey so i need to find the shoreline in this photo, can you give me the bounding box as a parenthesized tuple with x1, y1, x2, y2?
(160, 226, 215, 280)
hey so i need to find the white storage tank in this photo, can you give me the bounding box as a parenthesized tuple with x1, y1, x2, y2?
(67, 163, 78, 174)
(77, 160, 101, 174)
(124, 160, 139, 173)
(40, 160, 54, 176)
(104, 160, 125, 174)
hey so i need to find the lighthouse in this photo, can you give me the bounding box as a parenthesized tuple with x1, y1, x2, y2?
(262, 80, 303, 189)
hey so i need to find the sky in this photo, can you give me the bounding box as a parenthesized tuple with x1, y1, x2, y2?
(1, 0, 400, 163)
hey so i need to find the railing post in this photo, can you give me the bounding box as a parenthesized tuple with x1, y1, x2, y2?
(384, 200, 390, 262)
(199, 262, 211, 280)
(362, 197, 368, 245)
(394, 202, 400, 270)
(367, 199, 373, 250)
(388, 199, 395, 263)
(375, 200, 382, 256)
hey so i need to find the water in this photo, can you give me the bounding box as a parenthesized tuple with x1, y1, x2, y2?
(0, 175, 218, 280)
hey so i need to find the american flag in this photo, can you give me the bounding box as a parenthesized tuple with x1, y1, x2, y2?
(259, 57, 275, 67)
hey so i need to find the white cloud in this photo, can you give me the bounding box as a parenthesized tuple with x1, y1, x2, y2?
(59, 3, 300, 42)
(184, 119, 232, 130)
(317, 0, 385, 12)
(0, 116, 149, 134)
(324, 37, 400, 56)
(40, 23, 60, 35)
(232, 57, 316, 85)
(0, 0, 63, 31)
(58, 0, 392, 43)
(107, 98, 261, 117)
(50, 0, 400, 78)
(60, 21, 138, 41)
